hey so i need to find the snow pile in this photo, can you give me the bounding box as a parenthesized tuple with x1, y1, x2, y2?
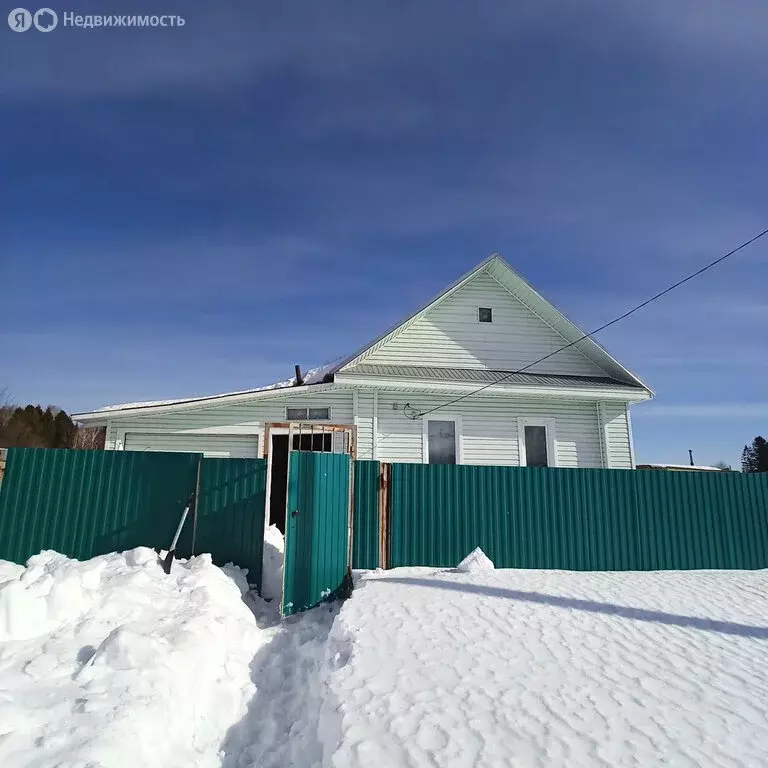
(323, 567, 768, 767)
(261, 524, 285, 601)
(456, 546, 494, 573)
(0, 548, 266, 768)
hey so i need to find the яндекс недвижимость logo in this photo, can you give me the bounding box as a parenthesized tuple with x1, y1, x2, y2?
(7, 8, 183, 30)
(7, 7, 58, 31)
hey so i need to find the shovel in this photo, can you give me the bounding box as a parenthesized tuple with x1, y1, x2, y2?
(162, 491, 196, 574)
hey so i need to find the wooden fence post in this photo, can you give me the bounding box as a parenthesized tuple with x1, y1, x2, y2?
(379, 462, 391, 569)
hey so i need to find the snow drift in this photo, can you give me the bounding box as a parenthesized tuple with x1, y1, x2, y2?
(324, 567, 768, 767)
(0, 548, 266, 768)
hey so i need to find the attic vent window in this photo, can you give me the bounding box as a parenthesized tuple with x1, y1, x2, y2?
(286, 406, 330, 421)
(478, 307, 493, 323)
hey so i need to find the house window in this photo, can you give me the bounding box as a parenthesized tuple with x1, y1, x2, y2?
(478, 307, 493, 323)
(423, 416, 461, 464)
(518, 418, 556, 467)
(285, 406, 330, 421)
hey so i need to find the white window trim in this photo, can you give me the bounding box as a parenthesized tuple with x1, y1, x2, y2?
(285, 406, 332, 421)
(422, 414, 463, 465)
(477, 305, 494, 324)
(517, 417, 557, 467)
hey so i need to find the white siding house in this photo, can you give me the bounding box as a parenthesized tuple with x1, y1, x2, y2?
(74, 255, 651, 526)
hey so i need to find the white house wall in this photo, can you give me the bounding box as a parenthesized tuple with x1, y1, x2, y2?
(103, 390, 354, 452)
(355, 391, 375, 460)
(101, 384, 635, 469)
(361, 272, 606, 376)
(375, 392, 603, 467)
(601, 401, 634, 469)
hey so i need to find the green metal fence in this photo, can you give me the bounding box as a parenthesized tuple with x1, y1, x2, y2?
(0, 448, 200, 565)
(389, 464, 768, 570)
(193, 457, 268, 591)
(352, 460, 380, 569)
(0, 448, 267, 590)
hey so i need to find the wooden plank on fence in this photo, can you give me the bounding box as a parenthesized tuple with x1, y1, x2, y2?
(379, 462, 391, 569)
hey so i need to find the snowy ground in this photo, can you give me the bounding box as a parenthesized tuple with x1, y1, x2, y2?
(325, 566, 768, 767)
(3, 548, 768, 768)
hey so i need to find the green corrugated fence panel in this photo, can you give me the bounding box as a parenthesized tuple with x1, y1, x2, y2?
(193, 457, 267, 592)
(389, 463, 768, 571)
(352, 460, 380, 569)
(283, 451, 351, 616)
(633, 468, 768, 570)
(0, 448, 200, 565)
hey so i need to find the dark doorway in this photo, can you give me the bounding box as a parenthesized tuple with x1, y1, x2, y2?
(268, 433, 335, 533)
(269, 435, 289, 533)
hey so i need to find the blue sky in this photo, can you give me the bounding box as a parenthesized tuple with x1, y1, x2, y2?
(1, 0, 766, 467)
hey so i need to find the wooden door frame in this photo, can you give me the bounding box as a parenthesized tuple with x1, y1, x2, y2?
(262, 422, 357, 536)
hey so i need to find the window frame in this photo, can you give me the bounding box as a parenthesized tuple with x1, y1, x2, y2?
(285, 406, 331, 421)
(422, 414, 463, 465)
(478, 306, 493, 324)
(517, 417, 557, 467)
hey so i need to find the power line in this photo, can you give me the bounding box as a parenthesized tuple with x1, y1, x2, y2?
(414, 226, 768, 419)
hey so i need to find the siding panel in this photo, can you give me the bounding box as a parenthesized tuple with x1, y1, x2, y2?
(106, 390, 354, 452)
(602, 402, 633, 468)
(376, 392, 603, 467)
(124, 433, 259, 458)
(365, 273, 606, 375)
(356, 391, 375, 460)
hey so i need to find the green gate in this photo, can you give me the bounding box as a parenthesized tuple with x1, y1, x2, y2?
(282, 451, 352, 616)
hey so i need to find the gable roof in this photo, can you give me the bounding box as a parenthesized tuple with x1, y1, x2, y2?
(74, 254, 650, 422)
(332, 254, 651, 392)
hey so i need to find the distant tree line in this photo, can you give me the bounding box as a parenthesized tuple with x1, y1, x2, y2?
(742, 436, 768, 473)
(0, 389, 104, 450)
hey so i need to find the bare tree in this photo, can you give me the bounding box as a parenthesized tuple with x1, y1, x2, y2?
(0, 387, 14, 434)
(72, 426, 106, 450)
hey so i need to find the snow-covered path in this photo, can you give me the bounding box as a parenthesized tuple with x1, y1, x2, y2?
(324, 567, 768, 767)
(220, 597, 339, 768)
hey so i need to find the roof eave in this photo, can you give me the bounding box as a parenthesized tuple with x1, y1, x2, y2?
(333, 375, 652, 402)
(72, 381, 338, 422)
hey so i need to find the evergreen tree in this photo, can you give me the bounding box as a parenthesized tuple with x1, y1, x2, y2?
(53, 409, 76, 447)
(0, 405, 77, 448)
(742, 436, 768, 473)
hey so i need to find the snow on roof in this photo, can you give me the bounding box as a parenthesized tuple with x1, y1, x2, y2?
(637, 463, 726, 471)
(81, 364, 335, 416)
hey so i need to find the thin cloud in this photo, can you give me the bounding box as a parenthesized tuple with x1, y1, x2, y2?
(639, 404, 768, 419)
